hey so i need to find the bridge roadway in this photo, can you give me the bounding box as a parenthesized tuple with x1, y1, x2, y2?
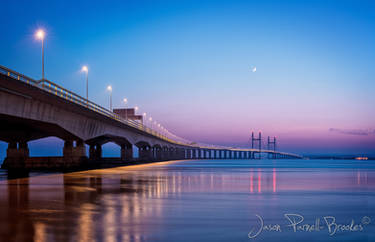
(0, 65, 302, 170)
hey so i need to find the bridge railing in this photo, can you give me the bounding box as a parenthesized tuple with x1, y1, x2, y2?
(0, 64, 190, 146)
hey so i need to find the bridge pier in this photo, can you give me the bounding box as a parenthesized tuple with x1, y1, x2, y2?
(196, 149, 200, 159)
(121, 144, 133, 161)
(154, 147, 163, 161)
(214, 150, 219, 159)
(169, 147, 175, 160)
(63, 140, 87, 166)
(139, 146, 152, 161)
(1, 141, 30, 169)
(206, 150, 211, 159)
(179, 148, 186, 159)
(187, 149, 193, 159)
(162, 147, 169, 160)
(89, 144, 102, 160)
(174, 148, 180, 159)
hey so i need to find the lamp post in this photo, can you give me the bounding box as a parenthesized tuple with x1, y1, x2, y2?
(123, 98, 128, 120)
(107, 85, 112, 111)
(35, 29, 45, 80)
(134, 106, 139, 122)
(149, 117, 152, 129)
(142, 112, 146, 126)
(81, 66, 88, 101)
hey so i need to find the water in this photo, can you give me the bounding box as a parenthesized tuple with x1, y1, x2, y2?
(0, 159, 374, 242)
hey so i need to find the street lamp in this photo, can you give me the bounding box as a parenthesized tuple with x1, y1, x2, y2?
(142, 112, 146, 126)
(35, 29, 45, 80)
(107, 85, 112, 111)
(149, 117, 152, 129)
(123, 98, 128, 120)
(81, 66, 88, 100)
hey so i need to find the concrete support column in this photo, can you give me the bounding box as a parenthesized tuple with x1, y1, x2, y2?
(2, 141, 30, 169)
(62, 140, 88, 167)
(154, 147, 162, 161)
(6, 141, 29, 159)
(179, 148, 185, 159)
(18, 141, 30, 157)
(121, 144, 133, 161)
(95, 144, 102, 159)
(63, 140, 74, 157)
(75, 140, 86, 157)
(196, 149, 200, 159)
(89, 144, 103, 160)
(64, 140, 86, 157)
(89, 145, 96, 160)
(186, 149, 191, 159)
(169, 148, 176, 160)
(162, 148, 169, 160)
(151, 147, 156, 160)
(139, 146, 152, 161)
(173, 148, 179, 160)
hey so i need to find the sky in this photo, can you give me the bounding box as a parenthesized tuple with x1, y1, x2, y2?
(0, 0, 374, 156)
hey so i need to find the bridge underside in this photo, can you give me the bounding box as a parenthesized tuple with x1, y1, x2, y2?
(0, 113, 77, 142)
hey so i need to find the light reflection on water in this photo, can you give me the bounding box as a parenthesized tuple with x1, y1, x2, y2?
(0, 159, 374, 242)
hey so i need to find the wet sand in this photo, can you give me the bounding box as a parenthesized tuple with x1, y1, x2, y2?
(0, 159, 374, 242)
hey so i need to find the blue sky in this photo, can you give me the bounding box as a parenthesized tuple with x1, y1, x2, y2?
(0, 0, 374, 156)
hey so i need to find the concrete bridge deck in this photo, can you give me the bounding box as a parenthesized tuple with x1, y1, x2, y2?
(0, 65, 302, 170)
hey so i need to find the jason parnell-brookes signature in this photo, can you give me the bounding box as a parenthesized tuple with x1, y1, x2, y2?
(248, 214, 371, 239)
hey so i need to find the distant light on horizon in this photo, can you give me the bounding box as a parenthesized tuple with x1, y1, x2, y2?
(251, 66, 257, 72)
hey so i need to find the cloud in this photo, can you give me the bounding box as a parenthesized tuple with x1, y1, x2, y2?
(329, 128, 375, 136)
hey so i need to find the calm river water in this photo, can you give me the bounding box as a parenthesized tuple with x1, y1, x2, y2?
(0, 159, 374, 242)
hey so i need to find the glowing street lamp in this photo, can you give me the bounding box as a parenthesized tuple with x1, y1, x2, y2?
(81, 66, 88, 100)
(107, 85, 112, 111)
(35, 29, 45, 80)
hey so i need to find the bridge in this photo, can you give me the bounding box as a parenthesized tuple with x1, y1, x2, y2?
(0, 65, 302, 170)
